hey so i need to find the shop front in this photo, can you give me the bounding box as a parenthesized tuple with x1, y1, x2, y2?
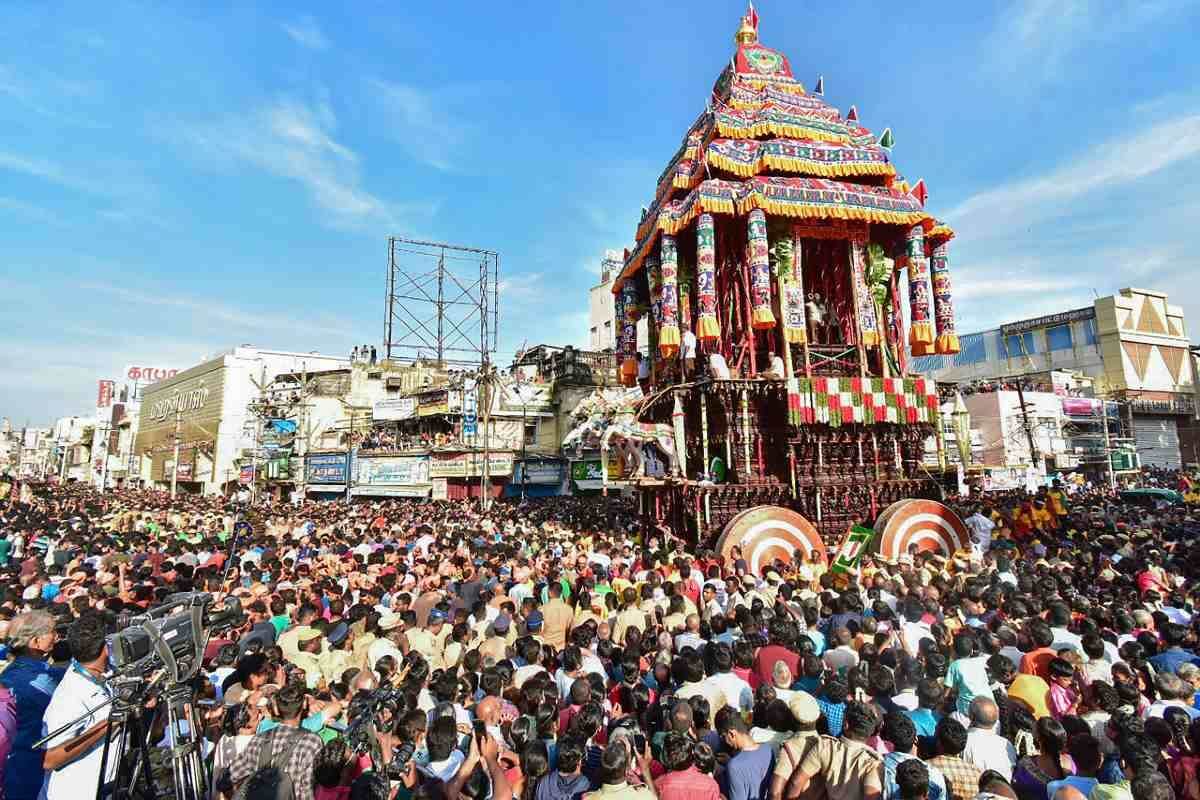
(569, 453, 628, 494)
(305, 452, 349, 496)
(352, 454, 431, 498)
(506, 458, 565, 498)
(429, 451, 513, 499)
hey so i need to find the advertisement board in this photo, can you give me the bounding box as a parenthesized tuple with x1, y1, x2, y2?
(571, 459, 605, 490)
(514, 461, 563, 484)
(1000, 307, 1094, 336)
(570, 456, 626, 490)
(429, 452, 513, 478)
(239, 466, 255, 484)
(123, 366, 182, 384)
(1061, 397, 1100, 416)
(136, 362, 225, 482)
(373, 397, 417, 421)
(416, 389, 462, 416)
(431, 478, 448, 500)
(462, 379, 478, 438)
(357, 455, 431, 486)
(306, 453, 348, 484)
(97, 380, 115, 409)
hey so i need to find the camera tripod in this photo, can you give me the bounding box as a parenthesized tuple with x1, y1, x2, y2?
(38, 674, 210, 800)
(99, 678, 209, 800)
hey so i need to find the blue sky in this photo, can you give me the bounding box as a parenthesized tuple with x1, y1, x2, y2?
(2, 0, 1200, 424)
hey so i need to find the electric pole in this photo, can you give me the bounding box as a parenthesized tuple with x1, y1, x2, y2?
(170, 406, 182, 499)
(1014, 380, 1040, 471)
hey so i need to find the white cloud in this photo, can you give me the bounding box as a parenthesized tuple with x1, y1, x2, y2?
(281, 15, 329, 50)
(498, 272, 546, 303)
(0, 150, 98, 194)
(0, 63, 104, 126)
(0, 333, 215, 424)
(162, 98, 432, 229)
(986, 0, 1185, 82)
(0, 196, 64, 225)
(946, 112, 1200, 243)
(78, 281, 356, 339)
(368, 79, 465, 171)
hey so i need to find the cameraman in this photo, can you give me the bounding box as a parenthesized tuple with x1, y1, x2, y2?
(41, 611, 118, 800)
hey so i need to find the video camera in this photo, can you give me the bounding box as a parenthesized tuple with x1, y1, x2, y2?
(110, 592, 245, 686)
(334, 685, 416, 779)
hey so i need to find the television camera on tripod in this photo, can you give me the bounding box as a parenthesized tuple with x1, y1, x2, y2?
(36, 592, 245, 800)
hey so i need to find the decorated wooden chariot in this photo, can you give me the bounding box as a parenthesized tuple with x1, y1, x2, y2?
(604, 8, 971, 573)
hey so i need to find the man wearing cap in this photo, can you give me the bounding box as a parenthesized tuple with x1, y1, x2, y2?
(289, 627, 327, 689)
(277, 603, 321, 661)
(523, 609, 547, 645)
(479, 615, 511, 662)
(787, 701, 884, 800)
(319, 622, 353, 684)
(368, 612, 407, 669)
(407, 609, 448, 669)
(769, 692, 822, 800)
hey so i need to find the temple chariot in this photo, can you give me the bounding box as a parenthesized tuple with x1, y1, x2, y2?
(603, 7, 971, 572)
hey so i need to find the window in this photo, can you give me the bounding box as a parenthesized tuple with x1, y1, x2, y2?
(955, 333, 986, 365)
(1046, 324, 1073, 351)
(1005, 331, 1036, 357)
(523, 421, 538, 446)
(1082, 317, 1098, 345)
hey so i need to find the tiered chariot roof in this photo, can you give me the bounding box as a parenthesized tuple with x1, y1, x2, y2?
(615, 10, 954, 291)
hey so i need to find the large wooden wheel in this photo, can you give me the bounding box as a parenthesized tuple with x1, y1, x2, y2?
(716, 505, 827, 576)
(872, 499, 969, 559)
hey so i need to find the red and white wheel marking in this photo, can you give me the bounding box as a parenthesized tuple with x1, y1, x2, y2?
(873, 499, 969, 559)
(716, 505, 827, 576)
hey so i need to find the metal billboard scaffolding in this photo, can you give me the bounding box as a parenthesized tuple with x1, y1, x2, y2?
(384, 237, 499, 367)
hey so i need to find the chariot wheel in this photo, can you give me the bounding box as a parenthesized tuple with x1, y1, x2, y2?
(872, 499, 969, 559)
(715, 505, 826, 576)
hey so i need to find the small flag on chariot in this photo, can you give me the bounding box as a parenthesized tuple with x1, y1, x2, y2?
(830, 525, 875, 574)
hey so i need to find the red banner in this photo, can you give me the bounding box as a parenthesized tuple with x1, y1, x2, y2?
(97, 380, 115, 408)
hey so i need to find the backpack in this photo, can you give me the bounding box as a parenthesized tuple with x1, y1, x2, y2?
(233, 729, 296, 800)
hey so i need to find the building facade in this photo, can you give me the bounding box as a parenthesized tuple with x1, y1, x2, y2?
(587, 251, 622, 352)
(917, 287, 1197, 468)
(133, 346, 348, 494)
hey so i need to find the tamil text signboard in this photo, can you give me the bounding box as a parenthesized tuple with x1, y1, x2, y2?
(373, 397, 417, 421)
(306, 453, 348, 484)
(356, 455, 431, 486)
(429, 451, 514, 478)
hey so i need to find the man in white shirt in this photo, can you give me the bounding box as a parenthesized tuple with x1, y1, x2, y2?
(681, 330, 698, 380)
(964, 508, 995, 554)
(1047, 603, 1085, 659)
(1143, 672, 1200, 721)
(42, 613, 120, 800)
(822, 628, 860, 673)
(962, 698, 1016, 779)
(705, 644, 753, 712)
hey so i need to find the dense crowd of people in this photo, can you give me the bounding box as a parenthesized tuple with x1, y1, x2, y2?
(0, 474, 1196, 800)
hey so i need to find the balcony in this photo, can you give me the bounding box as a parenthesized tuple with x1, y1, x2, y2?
(514, 346, 618, 386)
